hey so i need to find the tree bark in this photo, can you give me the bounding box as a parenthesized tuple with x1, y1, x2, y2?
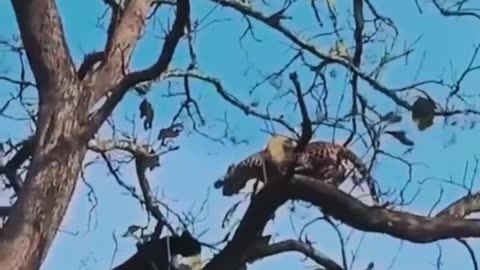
(0, 0, 187, 268)
(0, 83, 91, 270)
(0, 1, 90, 269)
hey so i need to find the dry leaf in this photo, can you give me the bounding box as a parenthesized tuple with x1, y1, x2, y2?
(139, 99, 154, 130)
(411, 96, 435, 131)
(385, 130, 414, 146)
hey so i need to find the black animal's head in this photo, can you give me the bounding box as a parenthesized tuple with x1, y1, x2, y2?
(115, 231, 202, 270)
(167, 231, 202, 270)
(169, 231, 202, 257)
(136, 231, 201, 257)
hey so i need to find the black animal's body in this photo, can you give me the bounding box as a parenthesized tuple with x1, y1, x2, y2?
(113, 232, 201, 270)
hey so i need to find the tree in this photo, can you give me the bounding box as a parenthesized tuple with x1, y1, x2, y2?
(0, 0, 480, 270)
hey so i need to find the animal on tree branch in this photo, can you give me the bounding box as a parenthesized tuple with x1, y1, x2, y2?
(113, 231, 202, 270)
(214, 135, 380, 204)
(2, 0, 480, 270)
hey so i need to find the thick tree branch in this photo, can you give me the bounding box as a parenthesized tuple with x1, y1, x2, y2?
(134, 156, 175, 234)
(0, 125, 89, 270)
(87, 0, 190, 135)
(206, 173, 480, 270)
(290, 175, 480, 243)
(432, 0, 480, 21)
(102, 0, 123, 67)
(205, 77, 314, 269)
(87, 0, 154, 101)
(289, 72, 312, 147)
(343, 0, 364, 146)
(87, 138, 153, 158)
(0, 3, 93, 270)
(10, 0, 76, 93)
(202, 182, 289, 270)
(436, 192, 480, 218)
(118, 0, 189, 90)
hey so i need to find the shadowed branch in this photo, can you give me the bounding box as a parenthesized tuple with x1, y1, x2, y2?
(290, 175, 480, 243)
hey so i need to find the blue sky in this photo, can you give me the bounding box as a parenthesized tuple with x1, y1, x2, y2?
(1, 0, 480, 269)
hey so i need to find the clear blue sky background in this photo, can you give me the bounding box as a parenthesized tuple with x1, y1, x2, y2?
(1, 1, 480, 269)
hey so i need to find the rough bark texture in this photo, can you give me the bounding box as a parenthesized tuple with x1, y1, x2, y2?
(0, 0, 188, 268)
(0, 118, 88, 270)
(0, 1, 87, 268)
(0, 0, 160, 269)
(87, 0, 152, 102)
(203, 182, 289, 270)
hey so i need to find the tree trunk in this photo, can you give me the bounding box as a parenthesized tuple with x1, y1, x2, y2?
(0, 1, 92, 268)
(1, 0, 186, 268)
(0, 82, 91, 270)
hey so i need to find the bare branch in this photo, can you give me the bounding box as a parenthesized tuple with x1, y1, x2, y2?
(88, 138, 153, 158)
(245, 239, 344, 270)
(209, 0, 480, 119)
(0, 137, 35, 194)
(134, 157, 175, 234)
(289, 72, 312, 146)
(88, 137, 177, 234)
(203, 183, 289, 270)
(162, 69, 299, 136)
(208, 0, 410, 109)
(118, 0, 189, 89)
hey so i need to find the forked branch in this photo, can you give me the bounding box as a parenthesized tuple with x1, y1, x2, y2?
(87, 0, 190, 135)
